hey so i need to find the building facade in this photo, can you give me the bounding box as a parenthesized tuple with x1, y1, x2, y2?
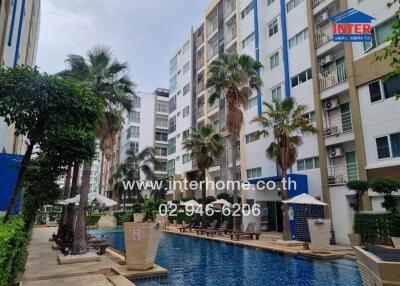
(167, 0, 400, 244)
(0, 0, 41, 154)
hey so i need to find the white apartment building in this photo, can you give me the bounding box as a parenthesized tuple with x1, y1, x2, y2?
(0, 0, 41, 154)
(114, 89, 169, 205)
(168, 0, 400, 244)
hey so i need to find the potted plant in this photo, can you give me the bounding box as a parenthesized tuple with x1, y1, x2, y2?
(346, 180, 369, 246)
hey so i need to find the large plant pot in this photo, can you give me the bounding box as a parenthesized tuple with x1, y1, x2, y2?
(348, 233, 362, 247)
(123, 222, 161, 270)
(133, 213, 145, 223)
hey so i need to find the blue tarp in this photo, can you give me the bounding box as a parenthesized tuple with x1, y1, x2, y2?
(0, 153, 23, 214)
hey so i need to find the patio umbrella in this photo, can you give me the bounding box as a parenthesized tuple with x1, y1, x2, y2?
(208, 199, 232, 225)
(64, 192, 118, 207)
(281, 193, 328, 206)
(180, 199, 200, 207)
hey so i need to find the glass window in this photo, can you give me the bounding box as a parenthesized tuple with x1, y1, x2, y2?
(183, 83, 190, 96)
(183, 62, 190, 74)
(155, 115, 168, 128)
(128, 141, 139, 153)
(245, 132, 259, 144)
(375, 17, 397, 46)
(376, 136, 390, 159)
(169, 95, 177, 112)
(182, 154, 191, 164)
(246, 96, 258, 110)
(155, 146, 167, 157)
(314, 157, 320, 168)
(271, 85, 281, 101)
(169, 55, 177, 74)
(305, 158, 314, 170)
(167, 159, 175, 176)
(242, 32, 255, 48)
(241, 2, 254, 19)
(132, 95, 141, 109)
(298, 71, 307, 84)
(270, 51, 280, 69)
(127, 126, 139, 139)
(169, 116, 176, 133)
(369, 81, 382, 103)
(267, 0, 275, 5)
(156, 100, 168, 113)
(182, 106, 190, 118)
(155, 129, 168, 142)
(247, 167, 261, 179)
(168, 137, 176, 155)
(268, 19, 278, 37)
(128, 111, 140, 123)
(182, 129, 190, 141)
(291, 76, 299, 87)
(383, 76, 400, 99)
(182, 41, 190, 54)
(169, 76, 177, 92)
(390, 133, 400, 158)
(297, 160, 305, 171)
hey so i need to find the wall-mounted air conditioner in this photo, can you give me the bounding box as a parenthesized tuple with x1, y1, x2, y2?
(325, 97, 339, 111)
(316, 12, 329, 25)
(320, 54, 333, 66)
(329, 145, 343, 158)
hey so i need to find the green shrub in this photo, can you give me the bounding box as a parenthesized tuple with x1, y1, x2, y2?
(370, 177, 400, 213)
(88, 214, 101, 226)
(354, 212, 400, 244)
(132, 203, 142, 213)
(0, 218, 29, 286)
(114, 212, 134, 225)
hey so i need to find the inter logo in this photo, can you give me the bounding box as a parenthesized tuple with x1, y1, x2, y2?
(330, 8, 375, 42)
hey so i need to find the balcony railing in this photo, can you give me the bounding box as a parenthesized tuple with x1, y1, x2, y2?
(319, 63, 347, 90)
(224, 2, 235, 17)
(208, 41, 218, 60)
(209, 101, 219, 112)
(207, 19, 218, 36)
(196, 56, 204, 71)
(234, 145, 240, 160)
(315, 23, 332, 47)
(196, 80, 205, 94)
(312, 0, 326, 8)
(225, 26, 237, 46)
(327, 163, 358, 186)
(322, 111, 353, 137)
(196, 34, 204, 48)
(196, 105, 205, 118)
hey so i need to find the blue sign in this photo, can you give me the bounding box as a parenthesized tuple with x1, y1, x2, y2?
(0, 153, 23, 215)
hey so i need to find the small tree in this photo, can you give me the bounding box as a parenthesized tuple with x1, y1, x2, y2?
(371, 177, 400, 213)
(346, 180, 370, 213)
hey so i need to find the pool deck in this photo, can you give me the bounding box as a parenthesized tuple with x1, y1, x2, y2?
(163, 226, 356, 260)
(22, 227, 167, 286)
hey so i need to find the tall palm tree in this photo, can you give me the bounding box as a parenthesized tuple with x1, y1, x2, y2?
(112, 147, 155, 209)
(60, 46, 134, 254)
(206, 53, 262, 231)
(252, 97, 317, 240)
(183, 124, 223, 225)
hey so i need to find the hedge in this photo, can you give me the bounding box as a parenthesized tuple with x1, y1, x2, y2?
(354, 212, 400, 244)
(0, 218, 29, 286)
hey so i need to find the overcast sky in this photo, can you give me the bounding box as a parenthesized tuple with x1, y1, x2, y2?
(36, 0, 208, 92)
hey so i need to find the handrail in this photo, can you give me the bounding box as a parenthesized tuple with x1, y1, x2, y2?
(315, 23, 332, 48)
(322, 110, 353, 136)
(319, 62, 347, 90)
(327, 162, 358, 185)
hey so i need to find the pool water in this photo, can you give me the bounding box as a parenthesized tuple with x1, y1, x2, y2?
(90, 228, 361, 286)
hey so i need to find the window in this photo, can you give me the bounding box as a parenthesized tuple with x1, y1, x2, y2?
(270, 51, 280, 69)
(268, 18, 278, 37)
(168, 137, 176, 155)
(242, 32, 255, 48)
(182, 83, 190, 96)
(182, 154, 191, 164)
(132, 95, 141, 108)
(267, 0, 275, 6)
(127, 126, 139, 139)
(128, 111, 140, 123)
(155, 115, 168, 128)
(167, 159, 175, 176)
(169, 55, 177, 74)
(128, 141, 139, 154)
(155, 161, 167, 172)
(291, 68, 312, 87)
(183, 41, 190, 54)
(169, 116, 176, 133)
(376, 132, 400, 159)
(247, 167, 261, 179)
(183, 62, 190, 74)
(245, 132, 259, 144)
(286, 0, 304, 13)
(156, 100, 168, 113)
(241, 2, 254, 19)
(169, 76, 177, 92)
(246, 96, 258, 110)
(182, 106, 190, 118)
(169, 95, 177, 112)
(297, 157, 320, 171)
(288, 28, 308, 49)
(369, 76, 400, 103)
(155, 129, 168, 142)
(271, 85, 282, 101)
(303, 111, 316, 123)
(364, 17, 397, 52)
(182, 129, 190, 141)
(155, 146, 167, 157)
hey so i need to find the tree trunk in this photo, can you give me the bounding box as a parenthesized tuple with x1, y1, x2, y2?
(4, 142, 35, 222)
(72, 160, 92, 255)
(56, 165, 72, 241)
(200, 169, 207, 227)
(64, 163, 79, 244)
(281, 168, 292, 241)
(98, 152, 104, 195)
(230, 135, 241, 233)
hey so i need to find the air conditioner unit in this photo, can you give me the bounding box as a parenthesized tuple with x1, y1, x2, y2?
(325, 97, 339, 111)
(329, 146, 343, 158)
(324, 128, 333, 136)
(320, 54, 333, 66)
(317, 12, 329, 25)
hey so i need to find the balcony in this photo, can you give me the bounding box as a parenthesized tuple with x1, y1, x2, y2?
(196, 56, 204, 71)
(224, 0, 236, 18)
(323, 111, 353, 137)
(207, 19, 218, 37)
(196, 80, 205, 94)
(196, 33, 204, 48)
(319, 63, 347, 90)
(225, 26, 237, 46)
(196, 105, 205, 118)
(208, 40, 218, 60)
(327, 163, 358, 186)
(234, 144, 240, 160)
(315, 23, 332, 48)
(312, 0, 326, 8)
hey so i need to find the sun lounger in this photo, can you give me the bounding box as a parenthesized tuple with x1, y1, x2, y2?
(197, 220, 218, 235)
(230, 223, 260, 241)
(206, 221, 229, 237)
(178, 221, 196, 232)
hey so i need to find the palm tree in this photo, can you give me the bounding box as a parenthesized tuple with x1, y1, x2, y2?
(252, 97, 317, 240)
(206, 53, 262, 231)
(183, 124, 223, 225)
(60, 46, 134, 254)
(112, 147, 155, 209)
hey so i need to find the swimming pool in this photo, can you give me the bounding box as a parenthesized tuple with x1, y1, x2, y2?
(90, 228, 361, 286)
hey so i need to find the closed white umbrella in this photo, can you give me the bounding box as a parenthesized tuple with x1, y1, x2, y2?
(282, 193, 328, 206)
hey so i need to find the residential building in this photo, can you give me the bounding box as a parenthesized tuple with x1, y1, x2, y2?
(0, 0, 41, 154)
(167, 0, 400, 244)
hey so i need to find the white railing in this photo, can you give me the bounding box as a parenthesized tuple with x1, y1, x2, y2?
(315, 23, 332, 47)
(197, 105, 205, 118)
(207, 19, 218, 36)
(208, 41, 218, 60)
(322, 111, 353, 137)
(224, 2, 235, 17)
(225, 26, 237, 46)
(209, 101, 220, 112)
(327, 163, 358, 186)
(319, 63, 347, 90)
(312, 0, 326, 8)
